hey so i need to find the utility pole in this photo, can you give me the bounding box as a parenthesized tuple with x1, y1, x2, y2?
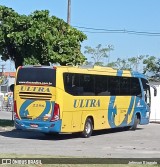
(67, 0, 71, 25)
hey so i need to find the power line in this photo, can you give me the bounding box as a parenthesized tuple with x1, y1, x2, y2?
(73, 25, 160, 36)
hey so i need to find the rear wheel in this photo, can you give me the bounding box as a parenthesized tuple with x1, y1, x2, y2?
(130, 114, 139, 130)
(81, 118, 93, 138)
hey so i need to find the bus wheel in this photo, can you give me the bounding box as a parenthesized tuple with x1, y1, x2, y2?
(130, 115, 139, 130)
(81, 118, 93, 138)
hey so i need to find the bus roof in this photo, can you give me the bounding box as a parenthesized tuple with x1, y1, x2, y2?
(18, 65, 147, 79)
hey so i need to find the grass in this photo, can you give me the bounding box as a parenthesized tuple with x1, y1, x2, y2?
(0, 119, 14, 127)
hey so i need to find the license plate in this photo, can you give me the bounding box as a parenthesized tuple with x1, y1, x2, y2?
(30, 124, 38, 128)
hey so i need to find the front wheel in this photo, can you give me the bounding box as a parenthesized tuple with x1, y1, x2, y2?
(130, 115, 139, 130)
(81, 118, 93, 138)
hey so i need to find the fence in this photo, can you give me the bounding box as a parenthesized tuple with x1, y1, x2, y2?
(0, 97, 13, 112)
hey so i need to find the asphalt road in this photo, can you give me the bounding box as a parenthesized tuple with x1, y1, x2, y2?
(0, 111, 160, 158)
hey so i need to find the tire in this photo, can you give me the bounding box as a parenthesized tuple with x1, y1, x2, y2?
(130, 114, 139, 130)
(81, 118, 93, 138)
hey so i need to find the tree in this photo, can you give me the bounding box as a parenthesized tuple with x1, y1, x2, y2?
(84, 44, 113, 66)
(143, 56, 160, 80)
(0, 6, 87, 69)
(107, 58, 130, 70)
(108, 55, 146, 71)
(128, 55, 146, 71)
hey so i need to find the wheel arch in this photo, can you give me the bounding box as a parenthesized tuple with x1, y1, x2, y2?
(86, 116, 94, 129)
(135, 112, 141, 124)
(81, 115, 94, 131)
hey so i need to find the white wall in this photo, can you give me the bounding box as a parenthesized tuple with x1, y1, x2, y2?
(8, 77, 15, 86)
(150, 85, 160, 122)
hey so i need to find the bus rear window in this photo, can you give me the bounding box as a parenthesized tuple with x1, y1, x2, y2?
(16, 68, 56, 86)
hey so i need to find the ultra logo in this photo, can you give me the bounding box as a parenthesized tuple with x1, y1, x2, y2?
(74, 99, 100, 108)
(20, 86, 50, 93)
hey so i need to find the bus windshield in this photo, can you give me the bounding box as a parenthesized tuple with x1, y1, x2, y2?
(16, 67, 56, 86)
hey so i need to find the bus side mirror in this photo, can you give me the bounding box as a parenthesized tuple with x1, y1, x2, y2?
(10, 84, 14, 92)
(149, 84, 157, 97)
(154, 88, 157, 96)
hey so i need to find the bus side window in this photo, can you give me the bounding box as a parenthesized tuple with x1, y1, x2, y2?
(74, 74, 84, 95)
(64, 73, 73, 94)
(80, 74, 95, 96)
(108, 76, 120, 96)
(95, 75, 110, 96)
(130, 78, 142, 97)
(64, 73, 76, 95)
(64, 73, 84, 96)
(120, 77, 130, 95)
(141, 78, 151, 105)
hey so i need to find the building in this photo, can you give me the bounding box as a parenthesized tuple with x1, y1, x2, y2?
(3, 72, 16, 87)
(0, 72, 16, 93)
(150, 82, 160, 122)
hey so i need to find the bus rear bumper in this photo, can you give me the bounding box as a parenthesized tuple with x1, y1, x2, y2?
(14, 119, 62, 133)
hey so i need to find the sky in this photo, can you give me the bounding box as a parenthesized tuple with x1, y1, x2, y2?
(1, 0, 160, 71)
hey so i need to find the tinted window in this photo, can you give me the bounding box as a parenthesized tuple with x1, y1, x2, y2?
(95, 75, 109, 95)
(108, 76, 120, 95)
(16, 68, 56, 86)
(141, 78, 151, 105)
(130, 78, 141, 96)
(63, 73, 142, 97)
(80, 74, 95, 95)
(63, 73, 95, 96)
(120, 77, 130, 95)
(63, 73, 81, 95)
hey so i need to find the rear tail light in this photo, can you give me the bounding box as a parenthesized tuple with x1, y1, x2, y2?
(50, 103, 60, 122)
(14, 101, 20, 119)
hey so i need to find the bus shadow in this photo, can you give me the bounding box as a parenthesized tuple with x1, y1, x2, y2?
(0, 127, 144, 140)
(0, 129, 80, 140)
(92, 127, 143, 136)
